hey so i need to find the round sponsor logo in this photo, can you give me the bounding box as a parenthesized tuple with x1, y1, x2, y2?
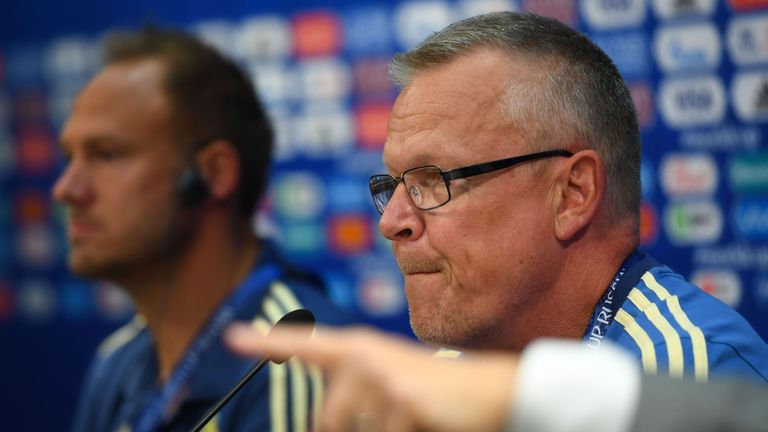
(234, 16, 291, 60)
(659, 76, 726, 127)
(663, 200, 723, 245)
(94, 282, 134, 321)
(582, 0, 646, 30)
(660, 153, 718, 198)
(17, 278, 57, 323)
(652, 0, 716, 19)
(654, 23, 721, 73)
(731, 71, 768, 123)
(691, 269, 742, 307)
(272, 172, 325, 220)
(16, 222, 57, 269)
(394, 1, 454, 50)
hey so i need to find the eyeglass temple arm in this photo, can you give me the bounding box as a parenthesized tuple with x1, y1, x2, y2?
(442, 149, 573, 181)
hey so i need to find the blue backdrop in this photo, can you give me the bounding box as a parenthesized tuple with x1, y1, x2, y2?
(1, 0, 767, 430)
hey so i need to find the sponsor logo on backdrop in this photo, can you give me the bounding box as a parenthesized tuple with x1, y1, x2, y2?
(727, 14, 768, 66)
(394, 1, 454, 50)
(659, 76, 726, 127)
(523, 0, 577, 25)
(16, 223, 57, 269)
(343, 7, 391, 54)
(728, 152, 768, 193)
(664, 200, 723, 245)
(235, 16, 291, 60)
(660, 153, 718, 197)
(353, 57, 392, 97)
(298, 58, 351, 101)
(581, 0, 646, 30)
(654, 23, 721, 72)
(356, 102, 391, 150)
(43, 36, 97, 80)
(458, 0, 520, 18)
(17, 279, 57, 323)
(193, 20, 236, 58)
(593, 32, 649, 77)
(358, 273, 406, 316)
(269, 108, 295, 160)
(293, 11, 342, 57)
(728, 0, 768, 12)
(280, 223, 326, 255)
(94, 281, 133, 321)
(249, 63, 297, 104)
(629, 81, 655, 130)
(328, 214, 373, 255)
(691, 269, 742, 307)
(640, 201, 659, 246)
(732, 199, 768, 241)
(14, 190, 49, 224)
(273, 171, 326, 219)
(731, 71, 768, 122)
(652, 0, 716, 19)
(17, 127, 55, 174)
(295, 104, 354, 157)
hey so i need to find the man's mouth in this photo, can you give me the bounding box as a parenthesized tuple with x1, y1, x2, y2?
(396, 257, 442, 275)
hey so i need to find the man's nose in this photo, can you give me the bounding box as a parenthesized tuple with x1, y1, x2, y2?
(52, 160, 93, 206)
(378, 183, 424, 242)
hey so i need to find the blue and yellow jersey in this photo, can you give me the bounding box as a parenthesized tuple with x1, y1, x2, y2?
(71, 243, 361, 432)
(584, 251, 768, 383)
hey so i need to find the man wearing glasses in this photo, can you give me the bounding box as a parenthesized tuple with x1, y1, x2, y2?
(369, 12, 768, 381)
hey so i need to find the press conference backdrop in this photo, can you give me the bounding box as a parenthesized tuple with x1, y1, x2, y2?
(1, 0, 767, 429)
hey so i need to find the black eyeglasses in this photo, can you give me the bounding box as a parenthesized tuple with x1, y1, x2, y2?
(369, 149, 573, 215)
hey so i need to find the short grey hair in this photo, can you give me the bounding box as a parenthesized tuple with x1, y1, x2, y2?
(390, 12, 641, 227)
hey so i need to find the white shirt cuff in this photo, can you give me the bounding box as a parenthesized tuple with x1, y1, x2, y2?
(508, 339, 641, 432)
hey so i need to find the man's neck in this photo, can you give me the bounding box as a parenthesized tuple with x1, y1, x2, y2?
(499, 238, 637, 351)
(122, 221, 261, 382)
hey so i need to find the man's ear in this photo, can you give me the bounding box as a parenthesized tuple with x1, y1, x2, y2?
(194, 139, 240, 202)
(552, 150, 605, 241)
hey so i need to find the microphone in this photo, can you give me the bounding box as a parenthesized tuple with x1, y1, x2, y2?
(189, 308, 316, 432)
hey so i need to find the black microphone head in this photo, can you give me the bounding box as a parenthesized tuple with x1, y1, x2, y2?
(268, 308, 315, 364)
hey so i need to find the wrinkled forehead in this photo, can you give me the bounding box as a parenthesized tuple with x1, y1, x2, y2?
(382, 50, 534, 171)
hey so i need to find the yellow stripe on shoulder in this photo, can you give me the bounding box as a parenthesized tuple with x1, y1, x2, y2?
(270, 282, 303, 312)
(201, 416, 219, 432)
(641, 272, 709, 382)
(627, 289, 684, 378)
(433, 349, 463, 359)
(615, 309, 658, 374)
(97, 315, 146, 358)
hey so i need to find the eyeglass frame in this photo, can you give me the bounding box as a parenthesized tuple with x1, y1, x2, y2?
(369, 149, 574, 215)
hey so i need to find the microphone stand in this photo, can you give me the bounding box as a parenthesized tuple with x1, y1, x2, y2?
(189, 356, 269, 432)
